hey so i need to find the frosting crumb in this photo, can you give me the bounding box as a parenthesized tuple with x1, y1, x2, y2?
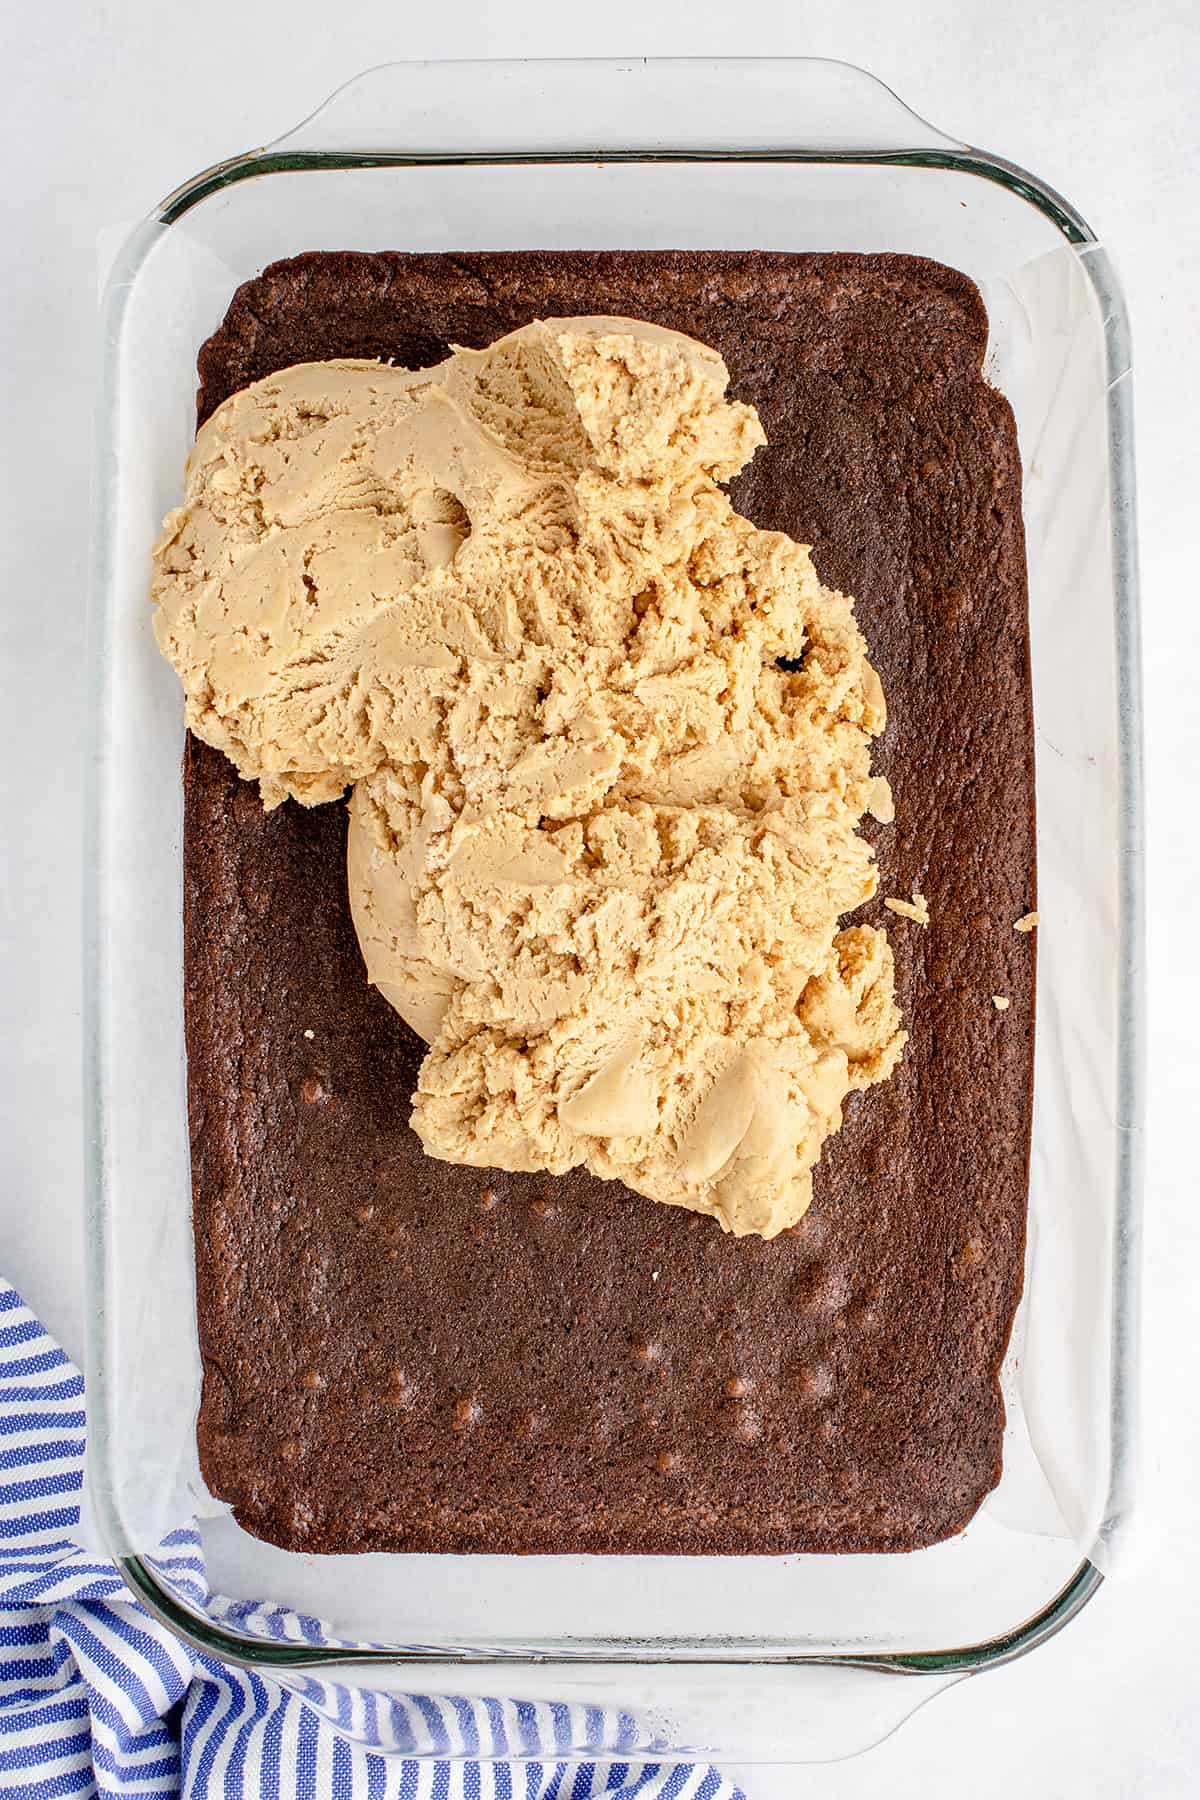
(1013, 911, 1039, 933)
(885, 892, 930, 927)
(867, 776, 895, 824)
(992, 995, 1010, 1011)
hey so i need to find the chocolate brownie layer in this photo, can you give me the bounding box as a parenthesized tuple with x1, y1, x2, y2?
(186, 251, 1034, 1554)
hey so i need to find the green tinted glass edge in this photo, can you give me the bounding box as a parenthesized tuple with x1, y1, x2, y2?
(119, 1550, 1102, 1675)
(156, 145, 1092, 247)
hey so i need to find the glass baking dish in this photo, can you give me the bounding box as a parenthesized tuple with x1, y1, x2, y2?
(84, 58, 1144, 1765)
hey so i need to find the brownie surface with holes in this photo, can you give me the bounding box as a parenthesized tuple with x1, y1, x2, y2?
(185, 251, 1034, 1554)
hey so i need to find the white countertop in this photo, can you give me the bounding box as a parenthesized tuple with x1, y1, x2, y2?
(3, 0, 1197, 1792)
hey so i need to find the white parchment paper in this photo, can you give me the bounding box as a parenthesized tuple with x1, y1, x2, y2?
(83, 223, 1128, 1604)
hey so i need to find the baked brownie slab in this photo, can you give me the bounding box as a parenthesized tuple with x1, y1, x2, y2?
(186, 251, 1034, 1554)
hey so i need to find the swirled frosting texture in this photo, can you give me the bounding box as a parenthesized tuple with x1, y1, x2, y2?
(153, 317, 905, 1236)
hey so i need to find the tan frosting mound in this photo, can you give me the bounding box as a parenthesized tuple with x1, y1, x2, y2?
(153, 317, 906, 1237)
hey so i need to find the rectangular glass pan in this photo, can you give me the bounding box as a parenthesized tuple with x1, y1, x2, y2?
(85, 59, 1143, 1764)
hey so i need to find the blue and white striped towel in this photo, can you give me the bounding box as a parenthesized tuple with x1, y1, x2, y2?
(0, 1279, 742, 1799)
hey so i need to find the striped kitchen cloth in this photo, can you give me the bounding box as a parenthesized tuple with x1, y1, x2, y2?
(0, 1280, 742, 1799)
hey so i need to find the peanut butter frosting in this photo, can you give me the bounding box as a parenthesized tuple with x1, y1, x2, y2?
(153, 316, 906, 1237)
